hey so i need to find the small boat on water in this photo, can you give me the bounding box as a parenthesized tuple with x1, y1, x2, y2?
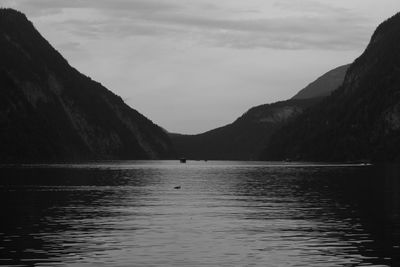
(179, 158, 186, 163)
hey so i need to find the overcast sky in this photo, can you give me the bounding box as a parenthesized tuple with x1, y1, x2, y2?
(3, 0, 400, 134)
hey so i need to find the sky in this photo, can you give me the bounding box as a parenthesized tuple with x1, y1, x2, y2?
(2, 0, 400, 134)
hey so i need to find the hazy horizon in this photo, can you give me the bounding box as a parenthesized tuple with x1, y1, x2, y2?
(3, 0, 400, 134)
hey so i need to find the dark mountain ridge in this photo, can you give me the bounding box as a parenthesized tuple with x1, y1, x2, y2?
(171, 98, 323, 160)
(171, 59, 349, 160)
(0, 9, 175, 162)
(260, 12, 400, 162)
(171, 62, 349, 160)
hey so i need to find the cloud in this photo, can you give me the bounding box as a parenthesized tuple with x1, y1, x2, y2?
(8, 0, 179, 15)
(133, 13, 370, 50)
(274, 0, 349, 15)
(55, 41, 81, 52)
(6, 0, 373, 51)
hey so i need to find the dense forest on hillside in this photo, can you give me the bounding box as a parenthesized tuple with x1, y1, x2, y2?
(171, 98, 322, 160)
(171, 63, 349, 161)
(260, 12, 400, 162)
(0, 9, 175, 162)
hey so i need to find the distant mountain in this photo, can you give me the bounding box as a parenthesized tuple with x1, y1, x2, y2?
(171, 98, 321, 160)
(260, 12, 400, 162)
(171, 63, 349, 161)
(0, 9, 174, 162)
(292, 64, 349, 100)
(171, 61, 348, 160)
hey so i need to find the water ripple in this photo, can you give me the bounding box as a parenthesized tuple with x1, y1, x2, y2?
(0, 161, 399, 266)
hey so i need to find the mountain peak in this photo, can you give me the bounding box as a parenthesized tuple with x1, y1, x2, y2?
(0, 8, 30, 26)
(0, 8, 27, 17)
(261, 11, 400, 162)
(0, 9, 175, 162)
(371, 12, 400, 40)
(292, 64, 350, 100)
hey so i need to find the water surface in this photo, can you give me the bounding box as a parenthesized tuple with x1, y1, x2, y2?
(0, 161, 399, 266)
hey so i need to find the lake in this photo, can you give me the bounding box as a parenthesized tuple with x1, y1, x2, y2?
(0, 161, 399, 266)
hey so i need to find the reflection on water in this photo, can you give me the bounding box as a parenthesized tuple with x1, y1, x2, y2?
(0, 161, 399, 266)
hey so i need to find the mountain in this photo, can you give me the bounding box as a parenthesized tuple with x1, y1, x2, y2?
(292, 64, 349, 100)
(170, 62, 349, 160)
(171, 98, 321, 160)
(0, 9, 174, 162)
(171, 63, 348, 160)
(260, 12, 400, 162)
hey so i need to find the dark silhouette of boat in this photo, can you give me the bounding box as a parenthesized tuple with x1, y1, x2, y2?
(180, 158, 186, 163)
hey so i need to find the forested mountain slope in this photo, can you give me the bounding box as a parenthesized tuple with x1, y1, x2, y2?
(0, 9, 174, 162)
(260, 12, 400, 162)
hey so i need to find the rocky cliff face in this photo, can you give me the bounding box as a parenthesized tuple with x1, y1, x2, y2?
(260, 12, 400, 162)
(0, 9, 174, 162)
